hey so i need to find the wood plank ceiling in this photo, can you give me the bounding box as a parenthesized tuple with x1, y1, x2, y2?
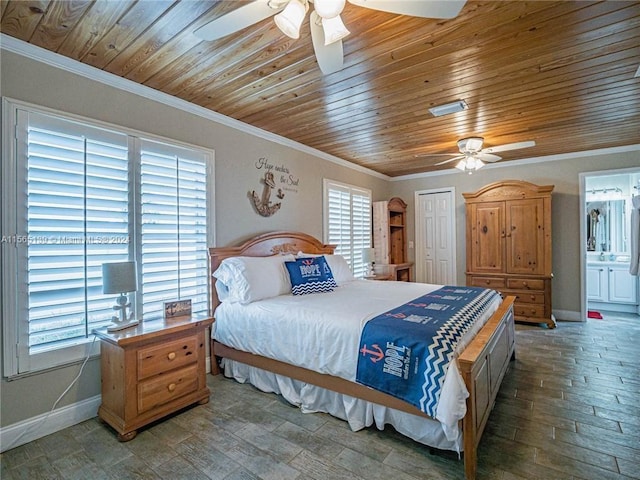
(2, 0, 639, 177)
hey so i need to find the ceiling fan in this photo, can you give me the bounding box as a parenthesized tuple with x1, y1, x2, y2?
(193, 0, 467, 75)
(417, 137, 536, 173)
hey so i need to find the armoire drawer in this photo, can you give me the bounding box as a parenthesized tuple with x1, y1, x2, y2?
(502, 289, 545, 304)
(506, 278, 545, 290)
(468, 276, 506, 289)
(513, 304, 545, 318)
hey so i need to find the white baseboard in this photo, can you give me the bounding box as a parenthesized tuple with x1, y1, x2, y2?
(553, 309, 582, 322)
(0, 395, 101, 453)
(1, 355, 214, 453)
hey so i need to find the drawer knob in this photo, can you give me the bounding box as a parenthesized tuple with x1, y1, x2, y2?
(168, 383, 176, 392)
(167, 352, 176, 361)
(522, 282, 528, 287)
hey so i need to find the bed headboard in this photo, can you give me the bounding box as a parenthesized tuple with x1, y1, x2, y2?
(208, 231, 336, 312)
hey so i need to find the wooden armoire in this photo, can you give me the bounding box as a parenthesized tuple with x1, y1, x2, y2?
(463, 180, 555, 328)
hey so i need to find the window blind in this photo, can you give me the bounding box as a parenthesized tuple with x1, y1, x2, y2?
(26, 113, 130, 352)
(324, 180, 372, 277)
(139, 140, 209, 320)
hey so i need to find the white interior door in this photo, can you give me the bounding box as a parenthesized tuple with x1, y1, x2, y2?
(415, 189, 456, 285)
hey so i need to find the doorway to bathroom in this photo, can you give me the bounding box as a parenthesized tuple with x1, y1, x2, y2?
(580, 167, 640, 321)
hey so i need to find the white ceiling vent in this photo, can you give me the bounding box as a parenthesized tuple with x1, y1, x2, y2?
(428, 100, 469, 117)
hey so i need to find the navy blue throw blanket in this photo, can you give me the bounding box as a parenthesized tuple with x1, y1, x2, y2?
(356, 286, 500, 417)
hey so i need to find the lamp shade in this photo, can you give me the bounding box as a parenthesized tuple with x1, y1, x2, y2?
(322, 14, 350, 45)
(102, 261, 137, 294)
(362, 247, 375, 263)
(274, 0, 307, 39)
(455, 157, 484, 174)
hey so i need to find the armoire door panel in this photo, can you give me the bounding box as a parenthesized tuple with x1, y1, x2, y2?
(469, 202, 505, 273)
(506, 199, 545, 275)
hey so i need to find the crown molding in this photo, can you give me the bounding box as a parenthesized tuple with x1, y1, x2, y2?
(1, 34, 389, 181)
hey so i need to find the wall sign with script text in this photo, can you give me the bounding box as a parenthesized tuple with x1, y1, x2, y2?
(249, 157, 300, 217)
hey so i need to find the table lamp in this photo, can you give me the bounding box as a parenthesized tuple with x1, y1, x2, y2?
(102, 261, 139, 332)
(362, 247, 375, 277)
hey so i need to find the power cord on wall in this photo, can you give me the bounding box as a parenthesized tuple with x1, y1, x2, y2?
(2, 335, 98, 452)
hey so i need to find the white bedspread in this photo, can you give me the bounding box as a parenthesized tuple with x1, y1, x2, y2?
(213, 279, 500, 443)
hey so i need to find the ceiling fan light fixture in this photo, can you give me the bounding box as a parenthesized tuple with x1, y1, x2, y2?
(274, 0, 308, 39)
(455, 157, 484, 174)
(428, 99, 468, 117)
(322, 14, 350, 45)
(313, 0, 346, 18)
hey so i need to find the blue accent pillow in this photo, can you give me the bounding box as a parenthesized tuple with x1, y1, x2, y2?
(285, 256, 337, 295)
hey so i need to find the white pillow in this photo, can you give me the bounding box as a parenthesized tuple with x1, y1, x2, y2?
(296, 252, 355, 285)
(213, 254, 295, 304)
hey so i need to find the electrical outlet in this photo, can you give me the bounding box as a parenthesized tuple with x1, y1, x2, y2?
(408, 241, 414, 249)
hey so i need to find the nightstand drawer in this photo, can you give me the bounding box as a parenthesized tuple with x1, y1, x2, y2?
(137, 336, 198, 380)
(138, 364, 199, 414)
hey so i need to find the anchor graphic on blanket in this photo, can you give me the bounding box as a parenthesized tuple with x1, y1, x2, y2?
(359, 344, 384, 363)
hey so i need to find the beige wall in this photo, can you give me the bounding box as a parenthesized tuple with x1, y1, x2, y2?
(389, 151, 640, 315)
(0, 50, 389, 427)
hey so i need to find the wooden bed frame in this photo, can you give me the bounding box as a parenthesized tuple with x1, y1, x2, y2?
(208, 231, 516, 480)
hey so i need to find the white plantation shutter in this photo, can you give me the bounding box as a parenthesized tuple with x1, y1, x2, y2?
(139, 140, 209, 319)
(324, 179, 372, 277)
(2, 101, 212, 377)
(25, 112, 130, 357)
(327, 184, 352, 259)
(351, 189, 372, 277)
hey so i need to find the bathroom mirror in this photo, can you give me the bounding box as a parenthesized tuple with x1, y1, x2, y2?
(586, 199, 627, 253)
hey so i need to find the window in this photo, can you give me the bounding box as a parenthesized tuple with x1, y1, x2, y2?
(1, 100, 213, 377)
(323, 179, 372, 277)
(138, 140, 209, 319)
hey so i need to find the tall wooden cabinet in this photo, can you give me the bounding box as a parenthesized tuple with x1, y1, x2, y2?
(373, 197, 413, 281)
(463, 181, 555, 328)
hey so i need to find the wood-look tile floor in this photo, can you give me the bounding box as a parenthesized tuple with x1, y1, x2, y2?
(2, 312, 639, 480)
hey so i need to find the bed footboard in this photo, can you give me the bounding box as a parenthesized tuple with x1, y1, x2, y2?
(458, 295, 516, 480)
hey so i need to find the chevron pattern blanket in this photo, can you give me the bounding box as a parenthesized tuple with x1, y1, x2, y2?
(355, 286, 500, 417)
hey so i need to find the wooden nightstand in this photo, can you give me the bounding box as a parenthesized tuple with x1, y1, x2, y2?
(94, 314, 214, 441)
(364, 274, 393, 281)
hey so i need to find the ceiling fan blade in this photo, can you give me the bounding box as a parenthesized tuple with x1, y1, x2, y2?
(477, 153, 502, 163)
(482, 140, 536, 154)
(347, 0, 466, 19)
(310, 11, 344, 75)
(435, 155, 465, 166)
(193, 0, 280, 41)
(414, 153, 462, 158)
